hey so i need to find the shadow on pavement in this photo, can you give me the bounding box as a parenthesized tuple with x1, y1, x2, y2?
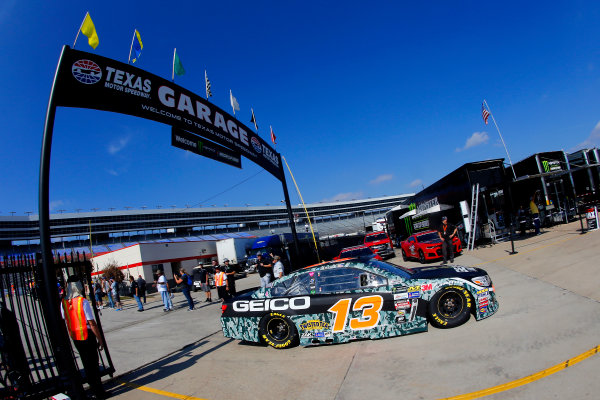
(105, 337, 234, 397)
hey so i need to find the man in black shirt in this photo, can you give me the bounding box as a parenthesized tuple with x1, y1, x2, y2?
(437, 216, 457, 265)
(198, 263, 212, 302)
(223, 259, 237, 297)
(256, 253, 272, 288)
(137, 275, 147, 304)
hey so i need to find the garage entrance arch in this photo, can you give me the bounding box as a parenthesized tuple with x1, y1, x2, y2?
(38, 45, 300, 392)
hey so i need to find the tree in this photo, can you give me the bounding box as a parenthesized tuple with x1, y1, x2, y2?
(101, 260, 125, 283)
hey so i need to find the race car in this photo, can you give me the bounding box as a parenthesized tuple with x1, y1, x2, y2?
(333, 245, 382, 261)
(220, 258, 498, 348)
(400, 230, 462, 263)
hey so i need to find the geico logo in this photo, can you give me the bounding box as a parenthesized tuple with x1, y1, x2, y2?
(233, 296, 310, 312)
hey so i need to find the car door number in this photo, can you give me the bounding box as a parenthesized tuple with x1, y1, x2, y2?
(328, 295, 383, 332)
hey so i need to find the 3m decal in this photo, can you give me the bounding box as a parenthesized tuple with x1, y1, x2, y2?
(328, 295, 384, 333)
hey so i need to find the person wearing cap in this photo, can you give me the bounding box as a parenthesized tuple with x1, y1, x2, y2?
(213, 265, 229, 302)
(437, 216, 457, 264)
(272, 255, 284, 280)
(155, 270, 172, 312)
(223, 259, 237, 297)
(256, 253, 272, 288)
(61, 277, 106, 399)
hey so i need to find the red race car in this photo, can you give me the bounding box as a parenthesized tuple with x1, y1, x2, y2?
(400, 230, 462, 263)
(333, 245, 383, 261)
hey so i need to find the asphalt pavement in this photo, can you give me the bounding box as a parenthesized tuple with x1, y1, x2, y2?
(97, 221, 600, 400)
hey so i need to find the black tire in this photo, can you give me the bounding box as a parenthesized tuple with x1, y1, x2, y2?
(401, 249, 408, 262)
(418, 250, 426, 264)
(192, 285, 197, 292)
(428, 286, 472, 329)
(258, 312, 298, 349)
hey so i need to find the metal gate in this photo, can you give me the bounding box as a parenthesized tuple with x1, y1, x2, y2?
(0, 253, 114, 399)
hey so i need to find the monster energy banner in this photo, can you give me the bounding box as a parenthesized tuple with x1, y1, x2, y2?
(53, 47, 281, 180)
(542, 160, 561, 173)
(171, 127, 242, 168)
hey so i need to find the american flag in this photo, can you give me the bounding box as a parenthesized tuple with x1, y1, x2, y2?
(482, 102, 490, 125)
(270, 126, 277, 145)
(205, 70, 212, 99)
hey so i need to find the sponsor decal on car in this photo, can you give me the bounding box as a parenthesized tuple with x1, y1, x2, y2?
(393, 293, 408, 300)
(300, 320, 331, 331)
(395, 300, 411, 309)
(232, 296, 310, 312)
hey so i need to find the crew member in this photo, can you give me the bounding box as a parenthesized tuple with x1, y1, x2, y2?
(214, 265, 229, 302)
(437, 216, 457, 264)
(61, 276, 106, 399)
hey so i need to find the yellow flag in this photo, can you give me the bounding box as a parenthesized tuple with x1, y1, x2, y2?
(81, 12, 99, 49)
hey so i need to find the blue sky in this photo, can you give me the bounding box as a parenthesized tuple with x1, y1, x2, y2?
(1, 1, 599, 215)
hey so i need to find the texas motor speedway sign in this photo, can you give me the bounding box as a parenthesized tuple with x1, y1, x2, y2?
(54, 48, 282, 180)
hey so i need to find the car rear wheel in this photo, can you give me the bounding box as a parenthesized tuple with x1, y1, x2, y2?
(418, 250, 426, 264)
(259, 312, 298, 349)
(428, 286, 472, 329)
(401, 250, 408, 261)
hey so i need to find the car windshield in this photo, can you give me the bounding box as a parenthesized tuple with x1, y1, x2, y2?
(365, 233, 387, 242)
(417, 233, 440, 242)
(367, 259, 414, 278)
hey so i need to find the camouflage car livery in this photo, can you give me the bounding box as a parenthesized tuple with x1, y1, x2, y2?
(221, 259, 498, 348)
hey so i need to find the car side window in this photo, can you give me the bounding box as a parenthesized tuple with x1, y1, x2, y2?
(409, 237, 415, 243)
(315, 268, 360, 294)
(271, 273, 312, 296)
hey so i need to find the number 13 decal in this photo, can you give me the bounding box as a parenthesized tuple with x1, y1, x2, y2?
(328, 295, 383, 332)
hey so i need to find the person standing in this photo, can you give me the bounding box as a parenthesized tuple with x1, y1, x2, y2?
(136, 275, 147, 304)
(110, 278, 122, 311)
(61, 277, 106, 399)
(223, 259, 237, 297)
(102, 277, 114, 309)
(198, 263, 212, 302)
(174, 269, 194, 311)
(256, 253, 272, 288)
(129, 276, 144, 312)
(214, 265, 229, 302)
(155, 270, 172, 312)
(93, 280, 103, 309)
(530, 192, 541, 235)
(437, 216, 457, 265)
(272, 255, 284, 280)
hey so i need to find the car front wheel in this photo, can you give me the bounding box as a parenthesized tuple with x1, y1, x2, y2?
(428, 286, 472, 328)
(418, 250, 426, 264)
(259, 312, 298, 349)
(401, 249, 408, 261)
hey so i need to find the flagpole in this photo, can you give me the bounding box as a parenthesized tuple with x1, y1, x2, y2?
(282, 155, 320, 263)
(172, 48, 176, 82)
(484, 99, 517, 180)
(127, 30, 136, 64)
(73, 12, 88, 48)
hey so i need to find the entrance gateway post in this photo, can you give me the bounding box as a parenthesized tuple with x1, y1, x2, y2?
(39, 45, 87, 398)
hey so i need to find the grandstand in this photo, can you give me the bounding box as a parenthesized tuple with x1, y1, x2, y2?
(0, 194, 411, 256)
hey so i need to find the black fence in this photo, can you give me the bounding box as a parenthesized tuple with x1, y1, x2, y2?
(0, 253, 114, 399)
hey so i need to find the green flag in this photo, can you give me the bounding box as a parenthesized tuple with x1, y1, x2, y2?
(173, 48, 185, 78)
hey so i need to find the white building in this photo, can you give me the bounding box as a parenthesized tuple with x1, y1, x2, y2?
(91, 240, 217, 282)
